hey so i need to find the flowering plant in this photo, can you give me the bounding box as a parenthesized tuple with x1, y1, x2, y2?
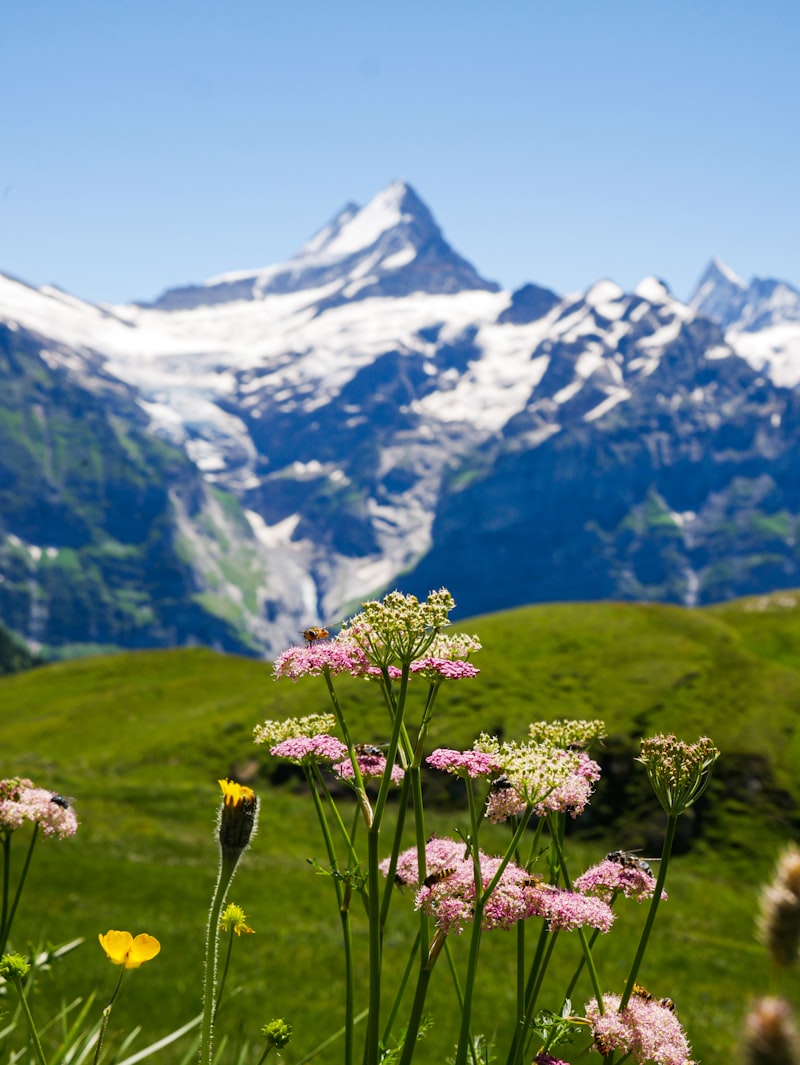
(252, 588, 720, 1065)
(0, 586, 726, 1065)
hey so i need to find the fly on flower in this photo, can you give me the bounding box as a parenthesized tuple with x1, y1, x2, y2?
(423, 867, 456, 888)
(606, 850, 656, 876)
(50, 793, 75, 809)
(355, 743, 387, 756)
(300, 626, 330, 645)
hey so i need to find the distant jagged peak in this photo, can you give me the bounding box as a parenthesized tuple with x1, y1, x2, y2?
(688, 258, 748, 328)
(633, 276, 675, 304)
(298, 179, 435, 261)
(706, 256, 747, 288)
(150, 179, 497, 310)
(690, 257, 800, 332)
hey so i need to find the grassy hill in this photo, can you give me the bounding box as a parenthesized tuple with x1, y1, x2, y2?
(1, 592, 799, 1064)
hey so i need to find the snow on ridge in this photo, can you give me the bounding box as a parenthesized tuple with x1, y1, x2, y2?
(297, 180, 410, 262)
(709, 256, 746, 287)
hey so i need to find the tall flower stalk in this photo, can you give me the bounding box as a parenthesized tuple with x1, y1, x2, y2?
(200, 780, 258, 1065)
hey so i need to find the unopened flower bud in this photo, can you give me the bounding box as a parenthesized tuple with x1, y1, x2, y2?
(637, 734, 719, 815)
(0, 952, 30, 981)
(261, 1018, 292, 1049)
(217, 779, 258, 857)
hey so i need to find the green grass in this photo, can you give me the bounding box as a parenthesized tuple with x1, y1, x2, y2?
(1, 594, 800, 1064)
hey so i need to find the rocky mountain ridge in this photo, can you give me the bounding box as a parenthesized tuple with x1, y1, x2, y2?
(0, 180, 798, 655)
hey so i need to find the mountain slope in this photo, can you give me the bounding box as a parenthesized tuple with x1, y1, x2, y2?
(0, 184, 799, 654)
(0, 321, 271, 654)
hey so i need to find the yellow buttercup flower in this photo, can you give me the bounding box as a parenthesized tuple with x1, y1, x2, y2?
(98, 930, 161, 969)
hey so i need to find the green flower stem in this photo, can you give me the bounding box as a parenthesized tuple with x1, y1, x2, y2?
(310, 764, 360, 872)
(452, 778, 491, 1065)
(546, 819, 603, 1010)
(213, 928, 235, 1023)
(363, 827, 383, 1065)
(1, 833, 11, 953)
(305, 767, 356, 1065)
(517, 930, 560, 1064)
(379, 766, 412, 932)
(373, 665, 410, 829)
(92, 966, 126, 1065)
(505, 922, 549, 1065)
(0, 823, 39, 956)
(619, 812, 678, 1010)
(9, 968, 49, 1065)
(396, 931, 445, 1065)
(322, 671, 370, 824)
(381, 930, 420, 1046)
(253, 1044, 275, 1065)
(201, 852, 239, 1065)
(364, 664, 412, 1065)
(563, 924, 604, 1003)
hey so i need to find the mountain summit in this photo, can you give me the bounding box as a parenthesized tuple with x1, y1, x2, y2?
(149, 180, 499, 311)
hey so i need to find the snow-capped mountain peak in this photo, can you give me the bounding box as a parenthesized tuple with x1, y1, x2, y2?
(689, 257, 747, 326)
(149, 180, 498, 311)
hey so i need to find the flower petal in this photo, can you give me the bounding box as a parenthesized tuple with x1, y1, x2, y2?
(127, 933, 161, 968)
(99, 930, 134, 965)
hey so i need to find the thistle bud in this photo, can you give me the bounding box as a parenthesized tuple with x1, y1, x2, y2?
(757, 845, 800, 967)
(743, 997, 800, 1065)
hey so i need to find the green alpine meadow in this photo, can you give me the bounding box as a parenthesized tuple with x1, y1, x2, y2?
(1, 591, 799, 1065)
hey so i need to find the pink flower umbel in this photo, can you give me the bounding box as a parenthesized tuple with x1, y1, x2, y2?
(383, 835, 466, 887)
(0, 778, 78, 839)
(426, 748, 502, 779)
(270, 735, 348, 764)
(528, 885, 616, 932)
(476, 736, 601, 823)
(383, 837, 613, 936)
(574, 858, 667, 903)
(254, 713, 336, 746)
(586, 993, 692, 1065)
(333, 753, 404, 784)
(410, 658, 479, 681)
(273, 640, 368, 681)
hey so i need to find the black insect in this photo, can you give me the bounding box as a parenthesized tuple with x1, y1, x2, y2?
(355, 744, 385, 757)
(489, 774, 513, 792)
(50, 794, 72, 809)
(423, 867, 456, 888)
(606, 850, 654, 876)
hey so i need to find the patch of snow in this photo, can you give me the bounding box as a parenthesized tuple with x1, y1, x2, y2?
(584, 389, 631, 422)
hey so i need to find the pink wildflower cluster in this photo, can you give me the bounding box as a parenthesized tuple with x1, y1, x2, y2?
(333, 753, 404, 785)
(273, 634, 478, 685)
(269, 735, 347, 764)
(410, 658, 479, 681)
(533, 1056, 572, 1065)
(482, 744, 601, 824)
(426, 748, 502, 779)
(383, 837, 614, 936)
(0, 778, 78, 839)
(586, 993, 692, 1065)
(574, 859, 667, 903)
(273, 640, 368, 681)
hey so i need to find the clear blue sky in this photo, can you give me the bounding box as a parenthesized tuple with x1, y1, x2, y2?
(2, 0, 798, 306)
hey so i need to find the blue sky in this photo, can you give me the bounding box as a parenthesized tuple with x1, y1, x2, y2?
(2, 0, 798, 305)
